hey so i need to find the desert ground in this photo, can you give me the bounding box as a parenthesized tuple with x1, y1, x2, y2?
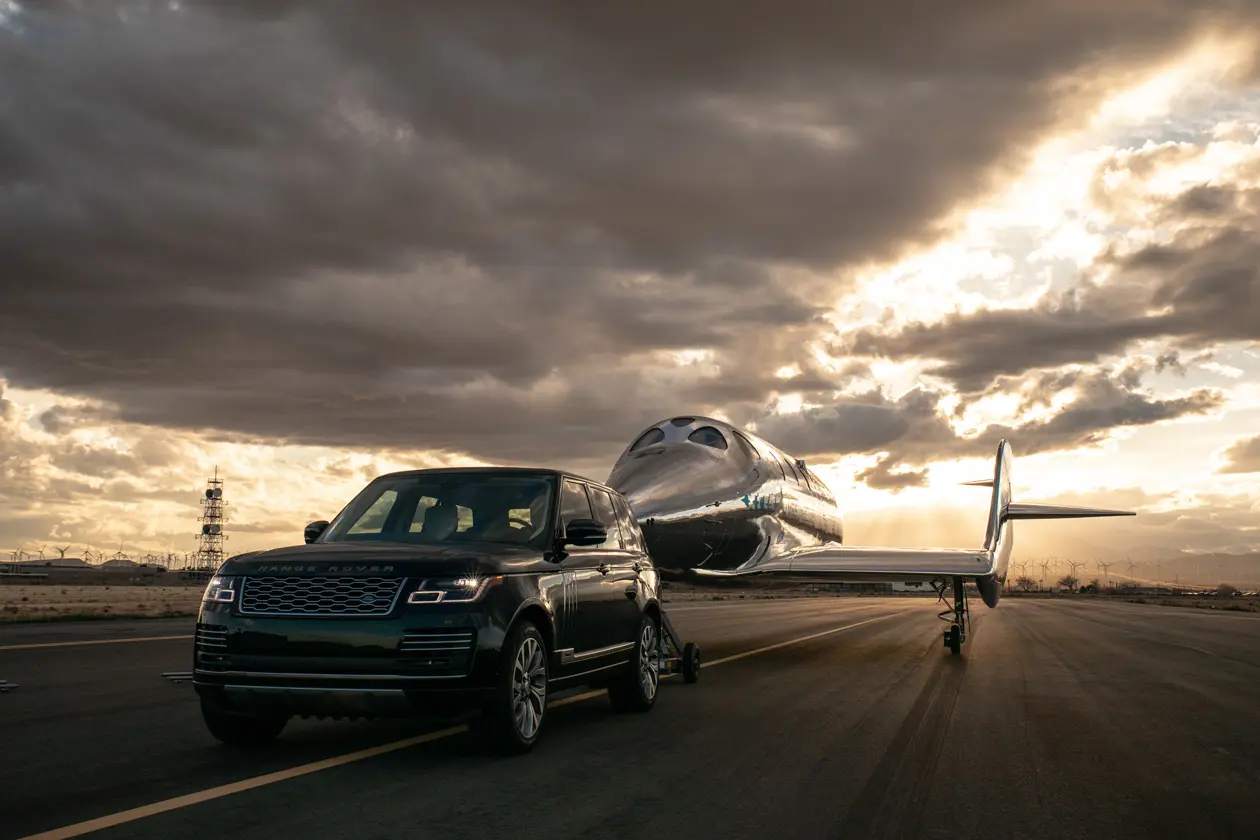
(1, 577, 1256, 623)
(0, 583, 205, 623)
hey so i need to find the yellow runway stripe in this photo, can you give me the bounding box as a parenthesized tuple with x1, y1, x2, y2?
(17, 610, 904, 840)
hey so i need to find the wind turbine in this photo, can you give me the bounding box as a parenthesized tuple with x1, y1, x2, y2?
(1126, 555, 1137, 583)
(1039, 560, 1053, 590)
(1097, 560, 1113, 588)
(55, 546, 70, 560)
(1067, 560, 1085, 588)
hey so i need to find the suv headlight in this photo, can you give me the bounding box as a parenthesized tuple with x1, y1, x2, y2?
(202, 575, 237, 604)
(407, 575, 503, 604)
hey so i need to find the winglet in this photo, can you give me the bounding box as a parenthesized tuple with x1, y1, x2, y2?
(961, 479, 994, 487)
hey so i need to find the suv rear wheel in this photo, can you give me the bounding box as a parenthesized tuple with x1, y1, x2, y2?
(608, 614, 659, 713)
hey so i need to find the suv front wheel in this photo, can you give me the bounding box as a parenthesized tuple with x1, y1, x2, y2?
(479, 620, 549, 754)
(608, 613, 659, 713)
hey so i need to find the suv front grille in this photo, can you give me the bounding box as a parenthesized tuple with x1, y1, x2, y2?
(239, 576, 404, 617)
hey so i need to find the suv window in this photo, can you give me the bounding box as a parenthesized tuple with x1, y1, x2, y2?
(588, 487, 624, 549)
(559, 478, 594, 535)
(612, 494, 645, 554)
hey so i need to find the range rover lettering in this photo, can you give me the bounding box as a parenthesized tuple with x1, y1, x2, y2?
(191, 467, 671, 753)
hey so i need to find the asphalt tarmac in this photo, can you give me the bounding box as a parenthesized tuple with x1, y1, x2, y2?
(2, 596, 1258, 840)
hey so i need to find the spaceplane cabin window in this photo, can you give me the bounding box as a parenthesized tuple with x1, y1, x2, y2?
(630, 427, 665, 451)
(687, 426, 728, 450)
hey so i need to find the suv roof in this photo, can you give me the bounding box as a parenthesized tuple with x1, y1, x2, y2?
(373, 466, 623, 496)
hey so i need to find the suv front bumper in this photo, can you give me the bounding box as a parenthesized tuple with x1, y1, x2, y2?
(191, 602, 510, 719)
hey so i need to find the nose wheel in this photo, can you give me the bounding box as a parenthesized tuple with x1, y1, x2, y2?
(655, 609, 701, 683)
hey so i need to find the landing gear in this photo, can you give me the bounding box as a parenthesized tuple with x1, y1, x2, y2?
(682, 642, 700, 684)
(936, 575, 970, 656)
(653, 607, 701, 684)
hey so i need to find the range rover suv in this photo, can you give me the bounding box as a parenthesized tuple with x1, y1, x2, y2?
(192, 467, 663, 753)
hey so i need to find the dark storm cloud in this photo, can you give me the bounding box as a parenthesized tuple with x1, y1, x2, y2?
(839, 160, 1260, 391)
(1217, 434, 1260, 473)
(750, 365, 1224, 484)
(2, 0, 1257, 465)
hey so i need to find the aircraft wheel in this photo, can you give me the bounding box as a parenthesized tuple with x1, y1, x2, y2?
(945, 625, 962, 656)
(682, 642, 700, 683)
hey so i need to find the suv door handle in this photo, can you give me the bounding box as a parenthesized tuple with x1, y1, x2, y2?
(598, 562, 610, 575)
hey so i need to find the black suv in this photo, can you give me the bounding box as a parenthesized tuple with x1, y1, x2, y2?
(192, 467, 664, 753)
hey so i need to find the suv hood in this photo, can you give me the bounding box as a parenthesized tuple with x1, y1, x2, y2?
(218, 542, 550, 578)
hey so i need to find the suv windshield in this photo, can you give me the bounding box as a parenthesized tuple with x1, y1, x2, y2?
(321, 473, 556, 549)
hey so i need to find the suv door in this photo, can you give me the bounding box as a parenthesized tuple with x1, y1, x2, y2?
(556, 477, 621, 671)
(587, 485, 643, 644)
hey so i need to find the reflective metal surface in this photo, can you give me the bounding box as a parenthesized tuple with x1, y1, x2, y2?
(607, 415, 1135, 609)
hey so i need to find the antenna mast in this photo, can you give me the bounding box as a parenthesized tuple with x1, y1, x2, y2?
(192, 465, 228, 580)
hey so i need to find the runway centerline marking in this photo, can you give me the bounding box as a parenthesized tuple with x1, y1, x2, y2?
(16, 610, 903, 840)
(0, 635, 193, 651)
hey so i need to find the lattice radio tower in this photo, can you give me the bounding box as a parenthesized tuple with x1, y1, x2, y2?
(193, 466, 228, 578)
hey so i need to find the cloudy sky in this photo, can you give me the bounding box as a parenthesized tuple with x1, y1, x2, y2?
(2, 1, 1260, 570)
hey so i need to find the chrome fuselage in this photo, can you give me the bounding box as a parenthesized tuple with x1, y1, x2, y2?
(607, 416, 845, 580)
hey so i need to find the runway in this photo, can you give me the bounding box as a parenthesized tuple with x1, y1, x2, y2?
(2, 597, 1259, 840)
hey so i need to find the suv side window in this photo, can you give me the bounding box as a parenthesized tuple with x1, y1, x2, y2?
(559, 478, 594, 537)
(612, 494, 645, 554)
(588, 486, 625, 549)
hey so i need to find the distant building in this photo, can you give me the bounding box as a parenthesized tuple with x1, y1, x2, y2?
(892, 581, 934, 592)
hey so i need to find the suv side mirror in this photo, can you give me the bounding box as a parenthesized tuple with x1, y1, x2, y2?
(304, 520, 330, 544)
(562, 518, 606, 547)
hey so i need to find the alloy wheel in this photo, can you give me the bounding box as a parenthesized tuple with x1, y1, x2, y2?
(512, 636, 546, 739)
(639, 622, 659, 700)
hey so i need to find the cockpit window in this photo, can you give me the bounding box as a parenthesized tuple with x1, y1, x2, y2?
(687, 426, 728, 450)
(630, 427, 665, 451)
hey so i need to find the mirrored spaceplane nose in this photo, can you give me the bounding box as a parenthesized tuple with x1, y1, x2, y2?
(607, 416, 846, 579)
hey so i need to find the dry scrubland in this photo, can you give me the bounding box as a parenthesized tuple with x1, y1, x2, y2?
(0, 583, 204, 623)
(2, 580, 1256, 623)
(0, 580, 847, 622)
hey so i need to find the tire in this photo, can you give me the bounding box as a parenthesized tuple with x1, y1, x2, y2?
(608, 614, 660, 713)
(947, 625, 962, 656)
(479, 620, 549, 754)
(682, 642, 700, 684)
(200, 696, 289, 746)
